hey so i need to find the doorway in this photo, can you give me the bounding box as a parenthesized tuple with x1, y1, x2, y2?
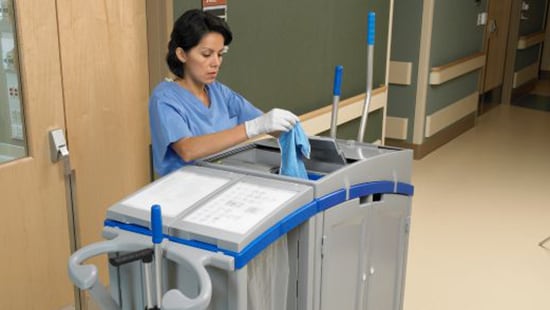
(479, 0, 513, 114)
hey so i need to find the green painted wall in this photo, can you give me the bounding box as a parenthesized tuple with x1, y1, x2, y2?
(516, 45, 543, 69)
(173, 0, 200, 18)
(514, 0, 548, 71)
(430, 2, 486, 66)
(387, 0, 486, 143)
(173, 0, 391, 142)
(321, 109, 383, 142)
(519, 0, 548, 35)
(426, 1, 485, 115)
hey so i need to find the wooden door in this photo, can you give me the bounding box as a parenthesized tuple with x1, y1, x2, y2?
(55, 0, 151, 287)
(0, 0, 151, 308)
(0, 1, 74, 309)
(481, 0, 513, 93)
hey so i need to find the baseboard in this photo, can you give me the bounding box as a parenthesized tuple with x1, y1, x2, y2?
(385, 112, 476, 159)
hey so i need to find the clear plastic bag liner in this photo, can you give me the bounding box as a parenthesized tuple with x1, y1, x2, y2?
(247, 235, 289, 309)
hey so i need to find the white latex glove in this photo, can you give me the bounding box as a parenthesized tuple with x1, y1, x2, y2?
(245, 108, 299, 138)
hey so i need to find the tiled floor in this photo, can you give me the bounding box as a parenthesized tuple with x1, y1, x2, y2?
(403, 80, 550, 310)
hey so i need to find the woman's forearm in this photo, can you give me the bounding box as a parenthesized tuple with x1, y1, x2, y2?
(170, 124, 249, 161)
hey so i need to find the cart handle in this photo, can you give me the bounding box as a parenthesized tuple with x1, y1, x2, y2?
(68, 227, 228, 310)
(68, 227, 151, 310)
(161, 242, 218, 310)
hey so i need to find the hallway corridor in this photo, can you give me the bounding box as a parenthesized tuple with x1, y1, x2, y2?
(403, 89, 550, 309)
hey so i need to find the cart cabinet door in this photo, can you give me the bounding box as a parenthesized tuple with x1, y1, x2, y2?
(320, 195, 411, 310)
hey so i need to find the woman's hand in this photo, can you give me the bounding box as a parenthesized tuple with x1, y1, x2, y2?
(244, 108, 299, 138)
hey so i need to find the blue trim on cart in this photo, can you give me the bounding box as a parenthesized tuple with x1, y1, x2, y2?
(105, 219, 152, 236)
(168, 236, 222, 253)
(317, 189, 347, 211)
(396, 182, 415, 196)
(349, 181, 413, 199)
(105, 180, 414, 269)
(279, 200, 318, 232)
(307, 172, 324, 180)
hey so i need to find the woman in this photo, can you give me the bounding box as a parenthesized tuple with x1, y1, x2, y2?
(150, 9, 299, 176)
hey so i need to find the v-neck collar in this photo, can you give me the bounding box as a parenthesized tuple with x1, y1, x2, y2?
(172, 81, 212, 111)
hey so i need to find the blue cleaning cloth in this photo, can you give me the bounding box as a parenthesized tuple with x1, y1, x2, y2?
(278, 122, 310, 180)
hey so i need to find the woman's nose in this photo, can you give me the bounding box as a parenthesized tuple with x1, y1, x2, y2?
(211, 55, 221, 67)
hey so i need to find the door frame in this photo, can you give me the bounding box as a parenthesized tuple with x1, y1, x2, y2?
(502, 0, 527, 105)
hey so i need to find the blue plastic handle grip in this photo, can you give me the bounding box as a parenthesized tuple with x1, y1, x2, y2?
(333, 65, 343, 96)
(151, 204, 163, 244)
(367, 12, 375, 46)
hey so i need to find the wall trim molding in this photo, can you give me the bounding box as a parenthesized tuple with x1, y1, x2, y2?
(248, 88, 388, 144)
(299, 87, 387, 136)
(517, 31, 545, 50)
(513, 62, 540, 88)
(425, 92, 478, 138)
(389, 61, 412, 85)
(429, 52, 485, 85)
(385, 116, 408, 140)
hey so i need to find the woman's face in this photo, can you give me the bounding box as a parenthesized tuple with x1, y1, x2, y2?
(178, 32, 225, 85)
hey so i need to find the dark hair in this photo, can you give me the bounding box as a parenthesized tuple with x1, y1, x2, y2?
(166, 9, 233, 78)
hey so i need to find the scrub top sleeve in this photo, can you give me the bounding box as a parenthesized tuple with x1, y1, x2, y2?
(149, 98, 193, 163)
(219, 83, 263, 123)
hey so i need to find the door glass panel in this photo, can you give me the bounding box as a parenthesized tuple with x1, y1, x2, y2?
(0, 1, 26, 164)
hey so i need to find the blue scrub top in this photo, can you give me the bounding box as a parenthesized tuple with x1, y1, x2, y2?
(149, 80, 262, 176)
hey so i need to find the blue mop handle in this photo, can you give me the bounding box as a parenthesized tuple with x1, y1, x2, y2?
(332, 65, 343, 96)
(151, 204, 163, 308)
(358, 11, 376, 143)
(330, 65, 344, 139)
(151, 205, 163, 244)
(367, 11, 375, 46)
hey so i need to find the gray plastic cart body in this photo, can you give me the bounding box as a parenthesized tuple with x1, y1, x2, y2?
(68, 138, 413, 310)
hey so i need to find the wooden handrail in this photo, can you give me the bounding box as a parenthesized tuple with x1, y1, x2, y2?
(247, 86, 387, 142)
(300, 86, 386, 122)
(429, 52, 485, 85)
(517, 31, 545, 50)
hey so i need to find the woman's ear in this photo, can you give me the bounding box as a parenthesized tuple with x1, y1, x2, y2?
(175, 47, 186, 63)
